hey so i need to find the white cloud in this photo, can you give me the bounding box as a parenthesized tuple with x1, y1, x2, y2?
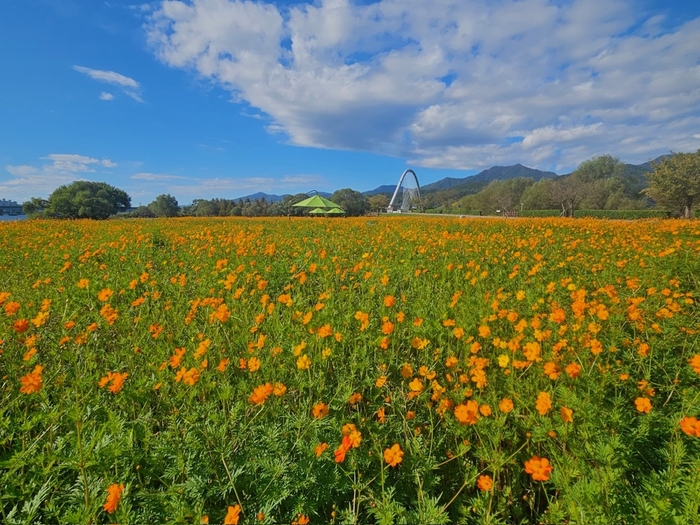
(74, 65, 144, 102)
(127, 171, 325, 200)
(131, 172, 190, 180)
(146, 0, 700, 171)
(73, 65, 139, 88)
(1, 154, 118, 201)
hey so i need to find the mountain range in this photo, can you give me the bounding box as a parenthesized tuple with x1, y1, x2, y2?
(233, 160, 656, 202)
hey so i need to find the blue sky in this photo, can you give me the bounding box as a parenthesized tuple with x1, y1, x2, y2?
(1, 0, 699, 205)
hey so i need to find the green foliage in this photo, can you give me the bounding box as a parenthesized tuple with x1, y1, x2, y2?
(646, 150, 700, 218)
(42, 181, 131, 220)
(575, 209, 669, 219)
(458, 178, 535, 215)
(421, 181, 488, 209)
(368, 194, 390, 212)
(331, 188, 369, 216)
(148, 194, 179, 217)
(519, 210, 562, 217)
(21, 197, 48, 217)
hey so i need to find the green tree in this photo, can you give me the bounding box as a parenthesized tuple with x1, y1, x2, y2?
(367, 194, 389, 212)
(457, 178, 534, 215)
(331, 189, 369, 216)
(148, 194, 179, 217)
(131, 206, 156, 218)
(44, 181, 131, 219)
(22, 197, 49, 216)
(645, 150, 700, 218)
(521, 178, 558, 210)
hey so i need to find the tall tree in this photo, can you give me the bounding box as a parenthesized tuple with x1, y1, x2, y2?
(367, 194, 389, 212)
(22, 197, 49, 216)
(44, 181, 130, 219)
(331, 189, 369, 216)
(645, 150, 700, 218)
(148, 194, 179, 217)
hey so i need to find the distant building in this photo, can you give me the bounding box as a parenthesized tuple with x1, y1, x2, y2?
(0, 199, 23, 215)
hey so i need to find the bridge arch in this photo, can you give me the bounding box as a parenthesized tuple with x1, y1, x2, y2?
(387, 169, 422, 212)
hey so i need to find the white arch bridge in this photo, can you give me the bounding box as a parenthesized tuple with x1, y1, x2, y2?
(387, 169, 423, 212)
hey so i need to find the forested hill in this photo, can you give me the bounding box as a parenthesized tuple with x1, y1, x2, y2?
(422, 164, 558, 191)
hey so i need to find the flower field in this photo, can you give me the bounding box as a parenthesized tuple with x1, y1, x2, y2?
(1, 216, 699, 524)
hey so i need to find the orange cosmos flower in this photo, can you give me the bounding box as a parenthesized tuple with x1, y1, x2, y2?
(272, 383, 286, 396)
(381, 320, 394, 335)
(175, 367, 200, 386)
(13, 319, 30, 333)
(479, 404, 492, 417)
(224, 504, 241, 524)
(565, 362, 582, 379)
(411, 337, 429, 350)
(99, 371, 129, 394)
(169, 347, 186, 368)
(354, 310, 370, 331)
(477, 474, 493, 491)
(249, 383, 274, 405)
(635, 397, 652, 413)
(334, 435, 352, 463)
(377, 407, 386, 423)
(31, 311, 49, 328)
(454, 400, 479, 425)
(384, 443, 404, 467)
(348, 392, 363, 405)
(383, 295, 395, 307)
(293, 514, 310, 525)
(315, 443, 329, 457)
(194, 339, 210, 358)
(312, 403, 329, 419)
(341, 423, 357, 436)
(103, 483, 124, 514)
(375, 375, 387, 388)
(19, 365, 43, 394)
(524, 456, 553, 481)
(560, 406, 574, 423)
(478, 325, 491, 338)
(679, 417, 700, 437)
(523, 341, 542, 362)
(296, 354, 311, 370)
(4, 301, 21, 316)
(535, 392, 552, 415)
(549, 308, 566, 323)
(419, 366, 436, 379)
(499, 398, 514, 413)
(408, 377, 423, 393)
(97, 288, 113, 302)
(689, 355, 700, 375)
(348, 430, 362, 448)
(543, 362, 561, 380)
(317, 324, 333, 338)
(247, 357, 261, 372)
(217, 358, 230, 372)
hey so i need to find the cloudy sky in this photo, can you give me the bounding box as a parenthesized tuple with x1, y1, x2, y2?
(1, 0, 699, 204)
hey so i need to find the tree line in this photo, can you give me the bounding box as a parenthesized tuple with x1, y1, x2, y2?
(21, 150, 700, 220)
